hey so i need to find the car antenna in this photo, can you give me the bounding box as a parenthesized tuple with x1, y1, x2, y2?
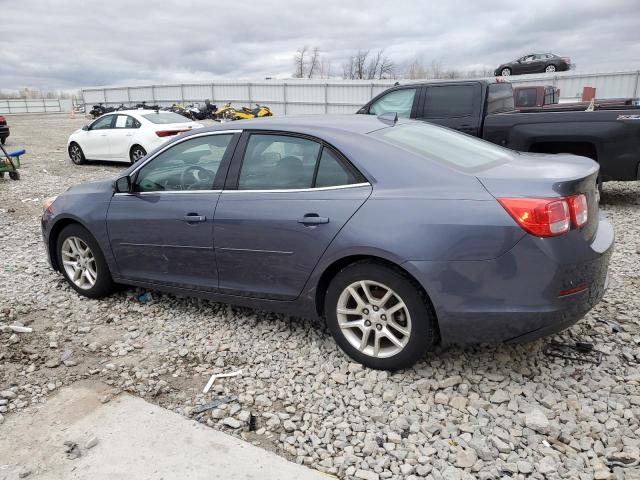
(377, 112, 398, 126)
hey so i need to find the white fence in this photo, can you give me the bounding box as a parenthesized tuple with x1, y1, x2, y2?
(0, 98, 71, 114)
(81, 70, 640, 115)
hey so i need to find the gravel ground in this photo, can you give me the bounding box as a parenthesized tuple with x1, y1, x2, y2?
(1, 114, 639, 480)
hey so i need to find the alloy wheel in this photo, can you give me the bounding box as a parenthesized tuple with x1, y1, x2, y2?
(501, 68, 511, 76)
(131, 147, 146, 162)
(61, 236, 97, 290)
(336, 280, 412, 358)
(545, 65, 556, 73)
(70, 145, 82, 163)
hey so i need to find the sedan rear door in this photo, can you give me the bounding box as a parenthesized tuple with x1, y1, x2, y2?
(213, 132, 371, 300)
(108, 114, 140, 160)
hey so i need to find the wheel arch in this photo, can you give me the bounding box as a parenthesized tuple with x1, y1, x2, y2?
(48, 217, 91, 271)
(313, 254, 441, 341)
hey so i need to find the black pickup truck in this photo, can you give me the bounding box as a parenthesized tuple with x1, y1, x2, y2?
(357, 79, 640, 184)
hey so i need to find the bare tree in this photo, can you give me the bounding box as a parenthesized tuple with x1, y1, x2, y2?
(354, 50, 369, 79)
(319, 57, 332, 79)
(405, 58, 427, 79)
(293, 46, 309, 78)
(307, 47, 320, 79)
(366, 49, 383, 79)
(379, 56, 395, 79)
(342, 56, 355, 79)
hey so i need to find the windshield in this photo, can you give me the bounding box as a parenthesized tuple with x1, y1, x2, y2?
(142, 112, 191, 124)
(371, 123, 513, 170)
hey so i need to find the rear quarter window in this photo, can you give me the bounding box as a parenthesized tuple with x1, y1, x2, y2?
(487, 83, 514, 114)
(372, 123, 513, 171)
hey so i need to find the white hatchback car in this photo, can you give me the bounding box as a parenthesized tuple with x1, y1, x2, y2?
(68, 110, 204, 164)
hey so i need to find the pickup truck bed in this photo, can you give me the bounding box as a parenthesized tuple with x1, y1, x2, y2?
(358, 79, 640, 183)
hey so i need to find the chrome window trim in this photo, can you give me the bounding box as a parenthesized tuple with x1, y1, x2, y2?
(114, 189, 222, 197)
(222, 182, 371, 194)
(129, 129, 242, 176)
(113, 182, 371, 197)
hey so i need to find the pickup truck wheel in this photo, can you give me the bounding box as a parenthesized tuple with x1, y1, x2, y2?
(500, 68, 511, 76)
(545, 65, 556, 73)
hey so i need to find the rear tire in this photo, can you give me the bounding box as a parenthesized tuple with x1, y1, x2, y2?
(545, 64, 556, 73)
(9, 171, 19, 180)
(0, 137, 6, 145)
(56, 224, 115, 299)
(324, 261, 437, 370)
(130, 145, 146, 164)
(69, 143, 86, 165)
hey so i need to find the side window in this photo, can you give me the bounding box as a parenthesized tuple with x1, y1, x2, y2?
(90, 115, 113, 130)
(134, 134, 232, 192)
(369, 88, 416, 118)
(423, 85, 475, 118)
(315, 149, 359, 188)
(114, 115, 138, 129)
(238, 135, 320, 190)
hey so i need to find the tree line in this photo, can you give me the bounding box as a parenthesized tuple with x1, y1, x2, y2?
(293, 46, 494, 80)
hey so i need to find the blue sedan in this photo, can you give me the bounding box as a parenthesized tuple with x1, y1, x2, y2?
(41, 115, 613, 369)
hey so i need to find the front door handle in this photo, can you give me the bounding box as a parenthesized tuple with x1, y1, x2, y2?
(298, 214, 329, 225)
(184, 214, 206, 223)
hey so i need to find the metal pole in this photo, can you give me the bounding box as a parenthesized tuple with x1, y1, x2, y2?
(127, 87, 131, 106)
(211, 83, 215, 103)
(283, 82, 288, 115)
(634, 70, 640, 98)
(324, 83, 328, 113)
(151, 86, 156, 103)
(248, 83, 252, 105)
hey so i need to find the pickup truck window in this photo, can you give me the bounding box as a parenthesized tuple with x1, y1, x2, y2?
(373, 123, 512, 170)
(487, 83, 514, 114)
(424, 85, 475, 118)
(369, 88, 416, 118)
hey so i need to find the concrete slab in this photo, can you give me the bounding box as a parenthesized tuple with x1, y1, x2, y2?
(0, 381, 328, 480)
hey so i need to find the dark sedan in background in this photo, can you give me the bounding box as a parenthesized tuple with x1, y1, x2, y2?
(41, 115, 612, 369)
(495, 53, 572, 76)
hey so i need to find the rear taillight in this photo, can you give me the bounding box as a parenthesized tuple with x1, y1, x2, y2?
(498, 198, 569, 237)
(0, 116, 6, 125)
(568, 194, 588, 227)
(561, 57, 571, 64)
(498, 194, 588, 237)
(156, 129, 189, 137)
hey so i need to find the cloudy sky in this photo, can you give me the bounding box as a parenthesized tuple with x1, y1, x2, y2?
(2, 0, 639, 90)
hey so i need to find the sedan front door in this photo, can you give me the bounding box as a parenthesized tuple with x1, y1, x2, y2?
(106, 132, 239, 291)
(214, 133, 372, 300)
(82, 114, 114, 159)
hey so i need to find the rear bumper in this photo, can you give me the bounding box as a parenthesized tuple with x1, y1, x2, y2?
(406, 213, 614, 345)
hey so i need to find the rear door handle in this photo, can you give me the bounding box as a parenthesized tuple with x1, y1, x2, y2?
(298, 214, 329, 225)
(184, 214, 206, 223)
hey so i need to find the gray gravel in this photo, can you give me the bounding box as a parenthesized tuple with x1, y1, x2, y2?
(1, 114, 640, 480)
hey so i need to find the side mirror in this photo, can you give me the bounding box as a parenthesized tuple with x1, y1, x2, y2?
(114, 176, 131, 193)
(82, 125, 89, 131)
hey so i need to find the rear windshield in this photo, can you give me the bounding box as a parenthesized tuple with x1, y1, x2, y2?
(142, 112, 190, 124)
(371, 123, 513, 170)
(487, 83, 514, 114)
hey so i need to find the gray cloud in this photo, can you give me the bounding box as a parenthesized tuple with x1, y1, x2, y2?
(1, 0, 639, 90)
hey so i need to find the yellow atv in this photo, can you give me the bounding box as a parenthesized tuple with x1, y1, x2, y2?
(214, 103, 237, 122)
(231, 104, 273, 120)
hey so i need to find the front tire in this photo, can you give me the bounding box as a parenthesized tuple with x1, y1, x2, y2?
(500, 67, 511, 76)
(545, 64, 556, 73)
(56, 224, 115, 299)
(324, 261, 437, 370)
(69, 143, 86, 165)
(0, 137, 6, 145)
(130, 145, 146, 164)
